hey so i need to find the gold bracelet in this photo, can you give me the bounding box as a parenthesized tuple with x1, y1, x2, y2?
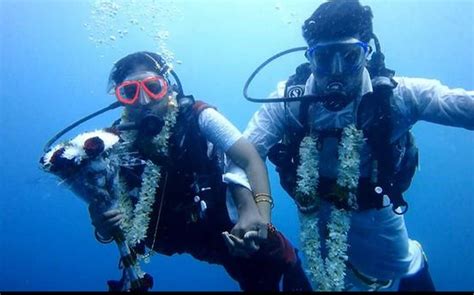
(254, 194, 274, 209)
(255, 198, 274, 209)
(254, 193, 273, 202)
(254, 193, 272, 199)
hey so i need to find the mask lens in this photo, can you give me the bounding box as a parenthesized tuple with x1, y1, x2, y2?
(313, 47, 333, 71)
(116, 82, 139, 104)
(342, 46, 365, 71)
(143, 77, 168, 100)
(307, 41, 367, 75)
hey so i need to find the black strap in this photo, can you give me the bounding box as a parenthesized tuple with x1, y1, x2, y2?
(361, 80, 408, 214)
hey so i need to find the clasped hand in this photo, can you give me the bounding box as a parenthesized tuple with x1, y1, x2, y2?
(222, 213, 268, 258)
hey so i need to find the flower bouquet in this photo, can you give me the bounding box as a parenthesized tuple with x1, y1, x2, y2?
(40, 129, 154, 292)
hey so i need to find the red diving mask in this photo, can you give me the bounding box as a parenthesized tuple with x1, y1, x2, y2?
(115, 76, 169, 105)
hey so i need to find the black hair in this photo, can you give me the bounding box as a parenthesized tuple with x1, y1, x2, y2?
(302, 0, 374, 45)
(108, 51, 168, 86)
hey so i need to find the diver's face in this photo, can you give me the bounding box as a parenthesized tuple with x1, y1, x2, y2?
(306, 38, 368, 111)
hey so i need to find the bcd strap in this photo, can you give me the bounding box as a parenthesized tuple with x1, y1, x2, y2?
(176, 99, 226, 221)
(360, 77, 408, 214)
(284, 62, 312, 99)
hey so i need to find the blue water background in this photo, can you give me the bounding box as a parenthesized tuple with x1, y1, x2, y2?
(0, 0, 473, 291)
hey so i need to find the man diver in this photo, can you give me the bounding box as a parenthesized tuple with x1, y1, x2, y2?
(85, 51, 312, 291)
(233, 0, 474, 291)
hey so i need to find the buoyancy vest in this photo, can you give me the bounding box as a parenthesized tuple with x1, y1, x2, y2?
(268, 63, 419, 214)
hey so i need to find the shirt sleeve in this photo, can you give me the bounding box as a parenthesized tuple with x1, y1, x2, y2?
(243, 101, 288, 159)
(197, 108, 251, 191)
(197, 108, 243, 153)
(394, 77, 474, 130)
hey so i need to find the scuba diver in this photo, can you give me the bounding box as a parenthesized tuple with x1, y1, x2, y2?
(236, 0, 474, 291)
(45, 51, 312, 291)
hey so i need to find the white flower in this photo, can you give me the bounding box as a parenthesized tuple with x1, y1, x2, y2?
(42, 130, 120, 169)
(295, 135, 320, 206)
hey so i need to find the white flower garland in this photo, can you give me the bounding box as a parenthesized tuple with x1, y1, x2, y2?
(295, 136, 320, 208)
(117, 97, 179, 249)
(119, 161, 161, 247)
(152, 98, 178, 155)
(297, 124, 364, 291)
(337, 125, 364, 210)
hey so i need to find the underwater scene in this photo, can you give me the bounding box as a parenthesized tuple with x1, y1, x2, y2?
(0, 0, 473, 291)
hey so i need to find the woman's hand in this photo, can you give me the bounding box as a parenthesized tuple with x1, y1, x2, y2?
(222, 185, 269, 257)
(88, 202, 124, 240)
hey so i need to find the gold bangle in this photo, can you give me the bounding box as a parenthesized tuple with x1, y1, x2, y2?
(255, 195, 274, 209)
(254, 193, 272, 199)
(256, 198, 274, 209)
(255, 197, 273, 203)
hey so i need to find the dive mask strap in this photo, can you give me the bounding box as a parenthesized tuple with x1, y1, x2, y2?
(367, 33, 396, 79)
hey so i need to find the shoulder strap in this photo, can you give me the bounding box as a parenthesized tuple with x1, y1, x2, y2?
(177, 100, 222, 175)
(284, 62, 312, 98)
(359, 77, 409, 214)
(283, 63, 313, 142)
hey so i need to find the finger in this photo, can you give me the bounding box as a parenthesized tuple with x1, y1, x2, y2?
(222, 232, 236, 249)
(228, 233, 246, 247)
(230, 227, 245, 238)
(222, 232, 240, 256)
(95, 211, 121, 225)
(110, 219, 123, 229)
(103, 209, 122, 218)
(103, 214, 123, 227)
(243, 231, 261, 251)
(92, 213, 122, 229)
(246, 241, 260, 252)
(246, 228, 267, 243)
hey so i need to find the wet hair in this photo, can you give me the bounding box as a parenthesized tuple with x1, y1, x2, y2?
(108, 51, 168, 87)
(302, 0, 373, 45)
